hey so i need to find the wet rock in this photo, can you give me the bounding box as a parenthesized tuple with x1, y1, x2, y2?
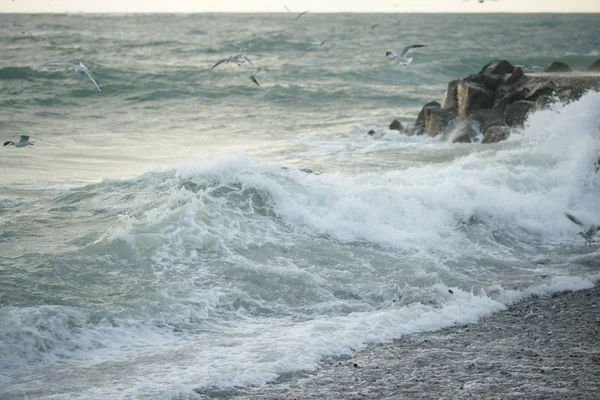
(534, 95, 556, 111)
(524, 81, 558, 101)
(448, 119, 479, 143)
(588, 59, 600, 71)
(470, 108, 505, 131)
(388, 119, 403, 131)
(479, 60, 514, 76)
(425, 106, 454, 137)
(415, 101, 441, 134)
(545, 61, 571, 73)
(441, 80, 460, 110)
(457, 81, 494, 117)
(504, 67, 525, 85)
(482, 124, 510, 144)
(465, 73, 504, 92)
(367, 129, 376, 135)
(505, 100, 535, 127)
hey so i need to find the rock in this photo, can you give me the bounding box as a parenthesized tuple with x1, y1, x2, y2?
(482, 124, 511, 144)
(389, 119, 403, 131)
(457, 81, 494, 117)
(425, 107, 453, 137)
(479, 60, 514, 76)
(588, 59, 600, 71)
(415, 101, 441, 134)
(504, 67, 524, 85)
(441, 80, 460, 110)
(367, 129, 376, 135)
(558, 87, 587, 103)
(545, 62, 571, 73)
(465, 73, 504, 91)
(524, 81, 558, 101)
(534, 95, 555, 111)
(450, 120, 479, 143)
(504, 100, 535, 127)
(469, 109, 505, 131)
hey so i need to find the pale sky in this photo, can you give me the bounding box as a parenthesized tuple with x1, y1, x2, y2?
(2, 0, 599, 13)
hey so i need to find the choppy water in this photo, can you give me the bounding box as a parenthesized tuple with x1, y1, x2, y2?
(1, 13, 600, 400)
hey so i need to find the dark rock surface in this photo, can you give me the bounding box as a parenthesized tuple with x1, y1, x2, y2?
(394, 60, 600, 144)
(224, 284, 600, 400)
(388, 119, 403, 131)
(545, 61, 572, 73)
(589, 59, 600, 71)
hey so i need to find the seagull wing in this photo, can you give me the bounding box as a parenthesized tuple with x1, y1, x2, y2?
(80, 67, 102, 92)
(371, 24, 380, 30)
(284, 4, 291, 13)
(46, 61, 79, 69)
(399, 44, 427, 57)
(18, 135, 30, 144)
(212, 58, 229, 69)
(295, 9, 310, 20)
(249, 75, 260, 86)
(320, 36, 331, 46)
(240, 55, 254, 68)
(565, 212, 586, 228)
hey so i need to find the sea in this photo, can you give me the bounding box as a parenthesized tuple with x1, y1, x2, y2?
(1, 12, 600, 400)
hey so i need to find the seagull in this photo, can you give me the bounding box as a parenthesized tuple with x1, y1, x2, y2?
(385, 44, 427, 66)
(368, 24, 381, 34)
(307, 36, 331, 49)
(212, 53, 255, 69)
(284, 5, 310, 21)
(3, 135, 34, 148)
(249, 68, 264, 86)
(566, 212, 600, 246)
(45, 61, 102, 92)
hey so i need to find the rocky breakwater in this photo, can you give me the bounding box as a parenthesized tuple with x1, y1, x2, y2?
(396, 59, 600, 144)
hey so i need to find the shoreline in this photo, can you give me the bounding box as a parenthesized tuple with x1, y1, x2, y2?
(218, 282, 600, 399)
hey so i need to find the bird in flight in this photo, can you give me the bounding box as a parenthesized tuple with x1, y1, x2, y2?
(212, 53, 255, 69)
(284, 5, 310, 21)
(385, 44, 428, 66)
(45, 61, 102, 92)
(307, 36, 331, 50)
(249, 68, 264, 86)
(368, 24, 381, 34)
(565, 212, 600, 246)
(4, 135, 34, 148)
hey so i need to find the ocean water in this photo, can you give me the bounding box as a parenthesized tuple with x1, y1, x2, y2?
(1, 13, 600, 399)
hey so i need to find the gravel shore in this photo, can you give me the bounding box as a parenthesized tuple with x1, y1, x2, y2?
(212, 283, 600, 400)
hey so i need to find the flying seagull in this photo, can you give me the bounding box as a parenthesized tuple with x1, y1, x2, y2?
(307, 36, 331, 49)
(249, 68, 264, 86)
(284, 5, 310, 21)
(4, 135, 34, 148)
(385, 44, 427, 66)
(46, 61, 102, 92)
(566, 212, 600, 246)
(368, 24, 381, 34)
(212, 53, 255, 69)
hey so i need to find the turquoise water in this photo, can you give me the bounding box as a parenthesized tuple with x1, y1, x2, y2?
(1, 13, 600, 399)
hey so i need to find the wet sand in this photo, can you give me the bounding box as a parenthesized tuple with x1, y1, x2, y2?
(213, 283, 600, 399)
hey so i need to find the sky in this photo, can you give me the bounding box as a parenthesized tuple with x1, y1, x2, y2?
(2, 0, 599, 13)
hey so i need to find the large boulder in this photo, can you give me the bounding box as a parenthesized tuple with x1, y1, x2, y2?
(389, 119, 403, 131)
(588, 59, 600, 71)
(504, 67, 524, 85)
(505, 100, 535, 127)
(441, 80, 460, 110)
(449, 120, 479, 144)
(479, 60, 514, 76)
(425, 107, 454, 137)
(457, 81, 494, 117)
(482, 124, 511, 144)
(469, 109, 505, 131)
(464, 73, 503, 92)
(415, 101, 441, 134)
(524, 81, 559, 101)
(545, 62, 571, 73)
